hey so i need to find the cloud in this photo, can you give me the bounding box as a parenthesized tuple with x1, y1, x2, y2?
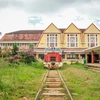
(0, 0, 71, 13)
(24, 0, 74, 14)
(0, 9, 31, 33)
(0, 0, 100, 17)
(28, 16, 43, 25)
(0, 0, 77, 14)
(0, 0, 100, 35)
(92, 19, 100, 28)
(0, 0, 23, 9)
(75, 0, 100, 18)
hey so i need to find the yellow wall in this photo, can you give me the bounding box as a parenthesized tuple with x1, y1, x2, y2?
(78, 34, 80, 47)
(64, 23, 81, 33)
(84, 24, 100, 34)
(38, 23, 62, 48)
(38, 34, 47, 48)
(98, 34, 100, 45)
(83, 33, 87, 48)
(83, 24, 100, 48)
(38, 33, 62, 48)
(60, 33, 67, 48)
(57, 34, 61, 48)
(38, 23, 100, 49)
(44, 23, 61, 33)
(36, 23, 100, 64)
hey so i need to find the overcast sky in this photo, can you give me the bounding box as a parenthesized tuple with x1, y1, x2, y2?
(0, 0, 100, 36)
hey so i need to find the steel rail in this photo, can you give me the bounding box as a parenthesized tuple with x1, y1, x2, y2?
(34, 69, 74, 100)
(34, 70, 49, 100)
(58, 69, 74, 100)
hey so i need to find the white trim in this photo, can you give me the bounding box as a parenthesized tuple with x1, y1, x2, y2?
(83, 45, 100, 52)
(47, 34, 58, 47)
(87, 34, 98, 47)
(0, 41, 38, 43)
(67, 34, 78, 48)
(64, 50, 84, 52)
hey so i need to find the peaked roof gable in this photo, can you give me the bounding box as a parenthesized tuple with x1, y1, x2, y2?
(84, 23, 100, 33)
(64, 23, 81, 33)
(43, 23, 61, 33)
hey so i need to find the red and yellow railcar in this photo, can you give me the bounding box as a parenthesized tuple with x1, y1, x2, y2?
(44, 48, 63, 69)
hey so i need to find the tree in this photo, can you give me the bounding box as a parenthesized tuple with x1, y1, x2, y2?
(12, 43, 19, 55)
(29, 43, 34, 50)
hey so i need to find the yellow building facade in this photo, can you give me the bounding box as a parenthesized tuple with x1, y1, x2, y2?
(36, 23, 100, 64)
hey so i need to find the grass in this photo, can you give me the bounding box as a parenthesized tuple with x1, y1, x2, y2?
(0, 58, 46, 100)
(60, 63, 100, 100)
(1, 58, 100, 100)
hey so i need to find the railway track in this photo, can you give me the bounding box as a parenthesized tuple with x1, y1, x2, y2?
(34, 69, 74, 100)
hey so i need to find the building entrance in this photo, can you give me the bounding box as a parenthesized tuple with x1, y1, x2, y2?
(87, 54, 99, 63)
(94, 54, 99, 63)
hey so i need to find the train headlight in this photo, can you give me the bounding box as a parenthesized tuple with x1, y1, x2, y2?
(44, 62, 46, 65)
(59, 62, 63, 67)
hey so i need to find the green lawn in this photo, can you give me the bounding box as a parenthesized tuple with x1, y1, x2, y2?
(61, 63, 100, 100)
(0, 59, 46, 100)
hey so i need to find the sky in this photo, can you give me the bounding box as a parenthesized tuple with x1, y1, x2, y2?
(0, 0, 100, 37)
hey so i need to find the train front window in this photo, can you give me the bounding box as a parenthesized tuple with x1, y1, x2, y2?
(44, 48, 62, 53)
(50, 57, 56, 61)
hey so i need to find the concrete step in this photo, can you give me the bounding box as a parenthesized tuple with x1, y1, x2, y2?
(47, 76, 59, 78)
(89, 68, 100, 72)
(42, 96, 65, 100)
(45, 82, 61, 84)
(42, 93, 65, 96)
(46, 78, 61, 82)
(47, 78, 61, 81)
(44, 88, 64, 90)
(46, 84, 61, 88)
(47, 77, 60, 79)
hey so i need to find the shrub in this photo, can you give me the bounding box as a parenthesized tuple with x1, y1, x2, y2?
(18, 49, 36, 64)
(7, 45, 36, 65)
(7, 54, 22, 65)
(0, 47, 11, 58)
(6, 52, 12, 57)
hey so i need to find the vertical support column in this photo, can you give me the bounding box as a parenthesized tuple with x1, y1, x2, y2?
(36, 53, 39, 59)
(78, 54, 80, 59)
(78, 54, 81, 63)
(65, 53, 67, 59)
(85, 53, 87, 63)
(91, 51, 94, 64)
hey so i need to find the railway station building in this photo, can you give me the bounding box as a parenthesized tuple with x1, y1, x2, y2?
(0, 23, 100, 64)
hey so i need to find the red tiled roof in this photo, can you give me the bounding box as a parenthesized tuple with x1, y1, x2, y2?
(0, 30, 43, 41)
(59, 28, 86, 33)
(59, 28, 65, 33)
(80, 29, 86, 33)
(0, 28, 86, 41)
